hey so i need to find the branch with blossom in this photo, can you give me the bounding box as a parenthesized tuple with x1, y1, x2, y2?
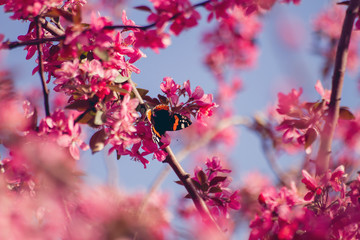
(3, 0, 360, 239)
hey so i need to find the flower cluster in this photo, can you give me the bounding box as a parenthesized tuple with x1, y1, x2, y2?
(185, 157, 240, 219)
(3, 0, 360, 239)
(0, 0, 64, 20)
(250, 185, 304, 240)
(126, 0, 201, 52)
(275, 81, 355, 153)
(147, 0, 200, 36)
(275, 86, 324, 152)
(0, 147, 171, 239)
(39, 110, 89, 160)
(83, 76, 216, 167)
(202, 5, 261, 79)
(146, 77, 217, 123)
(250, 165, 360, 240)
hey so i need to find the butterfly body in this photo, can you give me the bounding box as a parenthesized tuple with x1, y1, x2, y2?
(146, 104, 192, 143)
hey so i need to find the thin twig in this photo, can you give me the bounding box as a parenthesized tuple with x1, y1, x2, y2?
(36, 17, 51, 117)
(142, 115, 288, 227)
(138, 116, 251, 216)
(141, 115, 292, 213)
(260, 137, 290, 187)
(5, 36, 65, 50)
(38, 17, 65, 36)
(128, 78, 144, 105)
(162, 146, 221, 231)
(316, 0, 360, 175)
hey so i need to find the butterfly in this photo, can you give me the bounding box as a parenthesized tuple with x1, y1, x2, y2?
(146, 104, 192, 143)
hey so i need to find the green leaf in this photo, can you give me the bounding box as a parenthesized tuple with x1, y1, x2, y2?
(94, 110, 105, 126)
(114, 73, 131, 83)
(93, 48, 109, 61)
(339, 107, 355, 120)
(305, 127, 318, 149)
(76, 111, 94, 124)
(313, 100, 326, 112)
(89, 129, 107, 154)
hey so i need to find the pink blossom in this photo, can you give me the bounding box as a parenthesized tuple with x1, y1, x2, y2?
(217, 78, 243, 103)
(63, 0, 87, 11)
(147, 0, 200, 36)
(249, 211, 274, 240)
(0, 34, 5, 49)
(250, 186, 306, 240)
(160, 77, 180, 105)
(189, 157, 239, 219)
(203, 5, 261, 78)
(134, 122, 168, 163)
(315, 80, 331, 102)
(276, 121, 303, 143)
(39, 110, 89, 160)
(328, 165, 345, 193)
(195, 93, 217, 121)
(56, 115, 89, 160)
(0, 99, 29, 134)
(134, 29, 172, 52)
(53, 59, 81, 93)
(301, 169, 322, 201)
(277, 88, 303, 115)
(17, 24, 42, 60)
(121, 10, 171, 52)
(205, 156, 231, 175)
(1, 0, 63, 20)
(348, 173, 360, 205)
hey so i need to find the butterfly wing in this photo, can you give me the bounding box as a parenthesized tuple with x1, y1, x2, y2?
(147, 105, 192, 143)
(170, 113, 192, 131)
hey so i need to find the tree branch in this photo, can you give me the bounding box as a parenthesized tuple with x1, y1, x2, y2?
(38, 17, 65, 36)
(4, 1, 211, 49)
(162, 146, 221, 231)
(5, 36, 66, 49)
(137, 116, 250, 222)
(316, 0, 360, 175)
(36, 17, 51, 117)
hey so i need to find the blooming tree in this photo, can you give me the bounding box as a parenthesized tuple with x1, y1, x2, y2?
(1, 0, 360, 239)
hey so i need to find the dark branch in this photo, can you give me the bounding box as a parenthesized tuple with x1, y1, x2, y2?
(316, 0, 360, 175)
(36, 17, 51, 117)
